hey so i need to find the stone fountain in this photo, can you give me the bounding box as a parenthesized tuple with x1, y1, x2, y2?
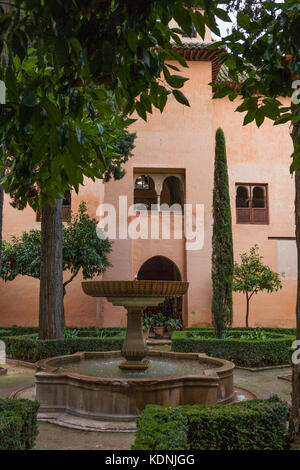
(82, 280, 188, 370)
(35, 280, 235, 425)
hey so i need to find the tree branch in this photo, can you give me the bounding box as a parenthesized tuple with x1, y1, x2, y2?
(63, 270, 79, 297)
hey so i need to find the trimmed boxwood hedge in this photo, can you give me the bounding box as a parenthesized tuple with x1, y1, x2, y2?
(3, 332, 125, 362)
(186, 326, 296, 335)
(0, 398, 39, 450)
(132, 395, 289, 450)
(0, 325, 126, 339)
(171, 329, 295, 367)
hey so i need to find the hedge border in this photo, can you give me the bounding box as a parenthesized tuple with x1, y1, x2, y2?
(2, 332, 125, 362)
(171, 329, 295, 367)
(132, 395, 289, 450)
(0, 398, 39, 450)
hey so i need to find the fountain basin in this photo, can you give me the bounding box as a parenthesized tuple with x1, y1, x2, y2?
(81, 280, 189, 299)
(35, 351, 235, 422)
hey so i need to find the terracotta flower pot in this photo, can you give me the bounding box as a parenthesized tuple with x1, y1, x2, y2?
(154, 326, 165, 338)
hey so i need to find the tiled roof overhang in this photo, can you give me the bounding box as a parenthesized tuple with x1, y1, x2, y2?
(171, 42, 223, 82)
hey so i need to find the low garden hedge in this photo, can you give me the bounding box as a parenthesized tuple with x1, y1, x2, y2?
(0, 325, 125, 339)
(0, 398, 39, 450)
(171, 329, 295, 367)
(3, 331, 126, 362)
(186, 326, 296, 335)
(132, 395, 289, 450)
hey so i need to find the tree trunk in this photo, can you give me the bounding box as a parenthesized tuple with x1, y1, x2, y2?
(0, 184, 3, 274)
(245, 293, 249, 328)
(289, 119, 300, 441)
(39, 200, 64, 339)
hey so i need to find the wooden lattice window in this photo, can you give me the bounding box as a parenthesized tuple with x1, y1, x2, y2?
(236, 184, 268, 225)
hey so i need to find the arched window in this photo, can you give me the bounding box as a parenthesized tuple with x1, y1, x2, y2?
(236, 186, 249, 208)
(236, 183, 268, 224)
(134, 175, 150, 190)
(134, 175, 157, 210)
(160, 176, 184, 210)
(252, 186, 265, 208)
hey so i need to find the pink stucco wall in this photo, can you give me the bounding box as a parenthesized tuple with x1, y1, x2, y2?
(0, 58, 296, 328)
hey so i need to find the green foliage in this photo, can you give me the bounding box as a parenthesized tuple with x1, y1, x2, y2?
(171, 329, 294, 367)
(0, 415, 23, 450)
(63, 328, 79, 339)
(152, 312, 167, 327)
(142, 315, 154, 331)
(211, 1, 300, 172)
(133, 396, 289, 450)
(0, 398, 39, 450)
(239, 328, 268, 341)
(0, 202, 112, 295)
(233, 245, 283, 326)
(132, 406, 189, 450)
(0, 0, 222, 208)
(212, 128, 233, 337)
(3, 331, 125, 362)
(165, 317, 182, 330)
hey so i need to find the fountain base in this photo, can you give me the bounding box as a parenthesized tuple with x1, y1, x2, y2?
(35, 350, 235, 422)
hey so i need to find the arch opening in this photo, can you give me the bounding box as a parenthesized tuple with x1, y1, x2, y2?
(160, 176, 184, 210)
(134, 175, 157, 210)
(252, 186, 266, 208)
(137, 256, 182, 320)
(236, 185, 249, 208)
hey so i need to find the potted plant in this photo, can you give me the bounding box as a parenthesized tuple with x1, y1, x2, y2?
(165, 317, 182, 338)
(152, 312, 167, 338)
(142, 315, 153, 340)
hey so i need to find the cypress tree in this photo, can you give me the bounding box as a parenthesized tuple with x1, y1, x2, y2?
(211, 128, 234, 338)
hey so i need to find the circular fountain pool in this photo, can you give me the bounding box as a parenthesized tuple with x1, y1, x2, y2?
(56, 356, 217, 378)
(35, 351, 235, 422)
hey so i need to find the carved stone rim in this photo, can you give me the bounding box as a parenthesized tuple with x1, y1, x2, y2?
(35, 350, 235, 384)
(81, 280, 189, 298)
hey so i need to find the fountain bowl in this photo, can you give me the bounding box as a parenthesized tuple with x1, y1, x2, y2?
(35, 351, 235, 422)
(81, 280, 189, 299)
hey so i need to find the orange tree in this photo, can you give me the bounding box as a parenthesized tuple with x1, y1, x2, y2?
(233, 245, 282, 328)
(211, 0, 300, 440)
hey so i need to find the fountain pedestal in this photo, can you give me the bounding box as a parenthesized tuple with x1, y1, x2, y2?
(81, 281, 189, 371)
(107, 296, 166, 370)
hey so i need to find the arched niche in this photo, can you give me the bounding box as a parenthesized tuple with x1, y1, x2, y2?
(134, 175, 157, 210)
(160, 176, 184, 210)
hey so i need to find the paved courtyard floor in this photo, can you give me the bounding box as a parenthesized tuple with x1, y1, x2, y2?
(0, 360, 292, 450)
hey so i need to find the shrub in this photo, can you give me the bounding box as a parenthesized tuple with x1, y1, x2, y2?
(133, 396, 289, 450)
(171, 329, 294, 367)
(132, 406, 189, 450)
(0, 398, 39, 450)
(3, 331, 125, 362)
(0, 415, 23, 450)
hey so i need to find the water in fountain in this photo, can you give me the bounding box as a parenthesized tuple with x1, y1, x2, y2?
(57, 357, 217, 378)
